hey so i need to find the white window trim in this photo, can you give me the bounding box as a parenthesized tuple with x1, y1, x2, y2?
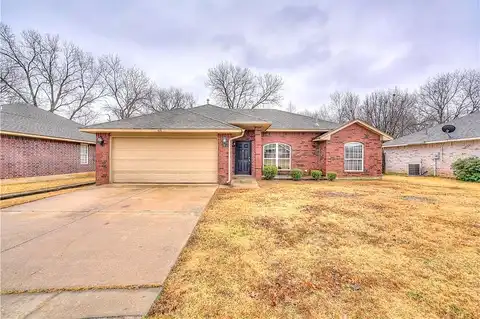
(263, 143, 292, 171)
(344, 142, 364, 172)
(80, 144, 89, 165)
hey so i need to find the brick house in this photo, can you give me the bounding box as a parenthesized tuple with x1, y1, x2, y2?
(383, 111, 480, 177)
(81, 104, 392, 185)
(0, 104, 96, 179)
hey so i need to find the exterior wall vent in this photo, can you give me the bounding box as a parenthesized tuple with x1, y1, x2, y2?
(408, 163, 421, 176)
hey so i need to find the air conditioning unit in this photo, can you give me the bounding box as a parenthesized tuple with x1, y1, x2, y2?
(408, 163, 421, 176)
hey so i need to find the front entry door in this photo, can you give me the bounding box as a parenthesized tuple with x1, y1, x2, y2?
(235, 141, 251, 175)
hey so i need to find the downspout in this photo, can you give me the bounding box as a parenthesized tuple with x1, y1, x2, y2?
(227, 129, 245, 185)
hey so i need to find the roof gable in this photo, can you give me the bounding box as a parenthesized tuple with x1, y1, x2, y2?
(313, 120, 393, 141)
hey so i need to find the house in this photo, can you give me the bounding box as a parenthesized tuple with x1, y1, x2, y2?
(0, 103, 96, 179)
(80, 104, 392, 185)
(383, 112, 480, 177)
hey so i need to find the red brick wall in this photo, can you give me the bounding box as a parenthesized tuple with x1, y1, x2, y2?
(218, 134, 231, 184)
(325, 123, 383, 177)
(318, 141, 327, 175)
(261, 132, 320, 174)
(0, 134, 95, 179)
(95, 133, 110, 185)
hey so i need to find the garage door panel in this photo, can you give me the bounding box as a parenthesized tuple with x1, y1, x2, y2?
(111, 137, 218, 183)
(113, 160, 217, 170)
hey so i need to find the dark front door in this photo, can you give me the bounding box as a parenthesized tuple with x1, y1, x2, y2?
(235, 141, 251, 175)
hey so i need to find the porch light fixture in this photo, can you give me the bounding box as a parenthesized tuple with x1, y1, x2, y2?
(222, 136, 228, 147)
(96, 136, 104, 146)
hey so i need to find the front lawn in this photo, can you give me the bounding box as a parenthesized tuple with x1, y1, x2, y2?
(149, 176, 480, 318)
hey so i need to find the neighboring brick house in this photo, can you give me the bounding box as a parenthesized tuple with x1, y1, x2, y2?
(81, 104, 392, 185)
(383, 112, 480, 177)
(0, 103, 96, 179)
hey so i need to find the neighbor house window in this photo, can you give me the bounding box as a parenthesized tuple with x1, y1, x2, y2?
(263, 143, 291, 170)
(80, 144, 89, 164)
(344, 142, 363, 172)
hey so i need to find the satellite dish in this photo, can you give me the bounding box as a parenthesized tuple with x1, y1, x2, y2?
(442, 124, 456, 133)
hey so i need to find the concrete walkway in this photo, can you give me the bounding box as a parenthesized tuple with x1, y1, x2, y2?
(1, 185, 217, 318)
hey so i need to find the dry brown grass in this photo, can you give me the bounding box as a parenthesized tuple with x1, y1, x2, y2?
(0, 175, 94, 195)
(149, 176, 480, 319)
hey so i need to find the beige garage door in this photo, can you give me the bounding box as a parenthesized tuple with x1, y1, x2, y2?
(111, 136, 218, 183)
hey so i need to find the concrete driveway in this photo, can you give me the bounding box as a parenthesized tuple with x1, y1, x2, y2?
(1, 184, 217, 319)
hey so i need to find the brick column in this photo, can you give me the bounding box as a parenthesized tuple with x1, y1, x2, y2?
(218, 134, 231, 184)
(254, 128, 262, 179)
(96, 133, 110, 185)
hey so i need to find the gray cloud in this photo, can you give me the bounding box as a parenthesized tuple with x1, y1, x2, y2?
(274, 4, 328, 27)
(3, 0, 479, 111)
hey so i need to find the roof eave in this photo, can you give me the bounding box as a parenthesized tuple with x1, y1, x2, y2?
(267, 128, 331, 132)
(382, 136, 480, 148)
(79, 128, 243, 133)
(0, 130, 95, 144)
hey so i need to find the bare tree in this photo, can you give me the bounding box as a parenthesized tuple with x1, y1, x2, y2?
(35, 36, 82, 113)
(66, 51, 107, 122)
(300, 105, 337, 123)
(205, 61, 283, 109)
(0, 24, 44, 106)
(143, 86, 195, 113)
(101, 55, 151, 120)
(330, 91, 361, 123)
(418, 70, 471, 125)
(360, 89, 418, 138)
(461, 69, 480, 114)
(1, 24, 108, 121)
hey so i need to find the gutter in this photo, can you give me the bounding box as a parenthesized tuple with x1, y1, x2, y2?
(382, 137, 480, 148)
(227, 129, 245, 185)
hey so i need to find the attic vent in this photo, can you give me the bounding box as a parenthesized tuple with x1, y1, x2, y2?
(408, 164, 421, 176)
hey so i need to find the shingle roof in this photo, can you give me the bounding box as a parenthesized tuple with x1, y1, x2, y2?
(383, 111, 480, 147)
(239, 108, 338, 130)
(83, 104, 338, 131)
(83, 108, 241, 130)
(191, 104, 270, 124)
(0, 103, 95, 143)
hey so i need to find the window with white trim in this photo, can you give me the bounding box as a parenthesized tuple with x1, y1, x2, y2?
(80, 144, 89, 164)
(344, 142, 363, 172)
(263, 143, 291, 170)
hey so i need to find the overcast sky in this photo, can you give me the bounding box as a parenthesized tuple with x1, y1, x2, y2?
(2, 0, 479, 111)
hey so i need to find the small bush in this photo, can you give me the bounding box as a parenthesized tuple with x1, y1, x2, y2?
(290, 168, 303, 181)
(327, 172, 337, 181)
(311, 170, 322, 180)
(452, 156, 480, 182)
(263, 165, 278, 180)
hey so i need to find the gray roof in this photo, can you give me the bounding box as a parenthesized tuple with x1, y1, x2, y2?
(84, 104, 338, 131)
(84, 107, 240, 130)
(239, 108, 338, 130)
(0, 103, 95, 143)
(383, 111, 480, 147)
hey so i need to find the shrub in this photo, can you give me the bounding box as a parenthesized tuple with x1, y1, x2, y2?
(263, 165, 278, 180)
(311, 170, 322, 180)
(290, 168, 303, 181)
(327, 172, 337, 181)
(452, 156, 480, 182)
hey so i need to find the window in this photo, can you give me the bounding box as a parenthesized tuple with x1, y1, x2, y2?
(344, 142, 363, 172)
(263, 143, 291, 170)
(80, 144, 89, 164)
